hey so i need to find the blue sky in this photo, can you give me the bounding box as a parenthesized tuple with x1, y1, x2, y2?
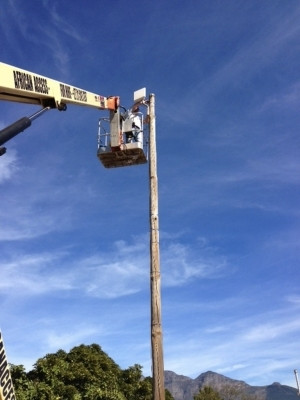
(1, 0, 300, 390)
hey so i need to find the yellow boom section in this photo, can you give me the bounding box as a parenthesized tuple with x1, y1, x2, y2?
(0, 62, 116, 110)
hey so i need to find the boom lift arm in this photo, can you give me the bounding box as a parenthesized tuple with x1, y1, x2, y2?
(0, 62, 119, 110)
(0, 62, 147, 167)
(0, 330, 16, 400)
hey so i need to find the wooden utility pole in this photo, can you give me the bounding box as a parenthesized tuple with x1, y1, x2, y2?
(149, 93, 165, 400)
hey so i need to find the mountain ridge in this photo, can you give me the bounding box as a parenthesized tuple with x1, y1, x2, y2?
(164, 370, 299, 400)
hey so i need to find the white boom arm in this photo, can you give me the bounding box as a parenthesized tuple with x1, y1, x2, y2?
(0, 62, 119, 154)
(0, 62, 118, 111)
(0, 331, 16, 400)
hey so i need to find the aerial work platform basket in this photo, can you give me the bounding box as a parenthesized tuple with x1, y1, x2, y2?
(97, 108, 148, 168)
(98, 144, 147, 168)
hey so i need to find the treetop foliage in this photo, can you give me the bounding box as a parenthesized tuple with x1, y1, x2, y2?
(11, 344, 174, 400)
(193, 384, 263, 400)
(193, 386, 223, 400)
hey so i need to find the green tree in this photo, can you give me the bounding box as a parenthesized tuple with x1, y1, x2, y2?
(165, 387, 175, 400)
(194, 386, 223, 400)
(28, 344, 124, 400)
(11, 344, 168, 400)
(10, 364, 32, 400)
(120, 364, 151, 400)
(218, 384, 263, 400)
(120, 365, 173, 400)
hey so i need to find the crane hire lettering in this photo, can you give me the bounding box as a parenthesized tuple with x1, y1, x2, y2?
(60, 84, 87, 102)
(13, 70, 49, 95)
(0, 333, 16, 400)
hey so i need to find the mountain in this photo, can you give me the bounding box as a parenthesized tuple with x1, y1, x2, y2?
(164, 370, 299, 400)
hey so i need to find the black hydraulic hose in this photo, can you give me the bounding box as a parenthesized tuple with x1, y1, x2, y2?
(0, 117, 31, 146)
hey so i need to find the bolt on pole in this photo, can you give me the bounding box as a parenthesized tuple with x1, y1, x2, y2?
(149, 93, 165, 400)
